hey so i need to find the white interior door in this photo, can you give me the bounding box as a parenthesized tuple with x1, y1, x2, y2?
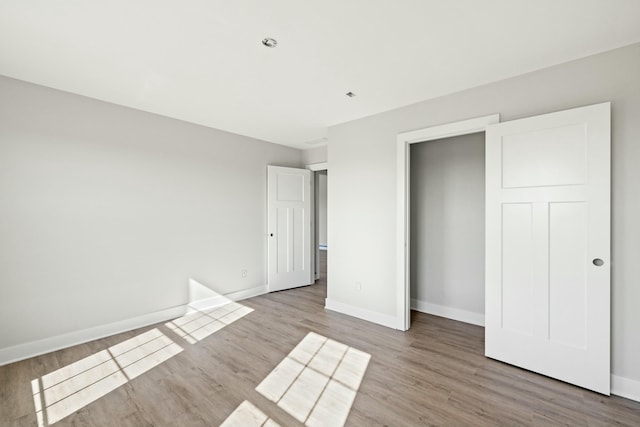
(267, 165, 313, 292)
(485, 102, 611, 394)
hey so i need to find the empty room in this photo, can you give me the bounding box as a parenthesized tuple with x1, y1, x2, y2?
(2, 1, 640, 426)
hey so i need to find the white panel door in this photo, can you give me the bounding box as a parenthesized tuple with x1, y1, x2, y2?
(485, 102, 610, 394)
(268, 165, 312, 292)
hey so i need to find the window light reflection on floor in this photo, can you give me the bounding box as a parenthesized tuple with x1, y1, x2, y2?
(255, 332, 371, 427)
(165, 301, 254, 344)
(220, 400, 281, 427)
(31, 328, 182, 426)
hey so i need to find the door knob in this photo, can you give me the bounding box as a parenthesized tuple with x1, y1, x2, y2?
(593, 258, 604, 266)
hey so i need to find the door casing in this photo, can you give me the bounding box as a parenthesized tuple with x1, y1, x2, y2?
(306, 162, 329, 282)
(396, 114, 500, 331)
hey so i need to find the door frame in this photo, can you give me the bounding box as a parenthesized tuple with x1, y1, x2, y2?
(395, 114, 500, 331)
(306, 162, 328, 282)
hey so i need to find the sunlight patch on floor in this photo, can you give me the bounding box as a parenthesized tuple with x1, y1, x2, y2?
(255, 332, 371, 427)
(31, 328, 182, 426)
(220, 400, 281, 427)
(166, 301, 254, 344)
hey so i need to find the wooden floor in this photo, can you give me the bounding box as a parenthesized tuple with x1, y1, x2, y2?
(2, 252, 639, 426)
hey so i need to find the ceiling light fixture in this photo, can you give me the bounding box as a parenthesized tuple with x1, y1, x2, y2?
(346, 91, 356, 97)
(262, 37, 278, 48)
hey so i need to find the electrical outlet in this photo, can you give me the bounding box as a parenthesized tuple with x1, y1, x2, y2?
(241, 269, 248, 278)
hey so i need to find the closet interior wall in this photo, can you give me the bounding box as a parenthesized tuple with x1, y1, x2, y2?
(410, 132, 486, 323)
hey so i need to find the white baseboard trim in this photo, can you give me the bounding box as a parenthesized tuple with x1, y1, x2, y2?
(0, 285, 268, 367)
(411, 298, 485, 327)
(4, 284, 637, 404)
(0, 305, 186, 367)
(189, 285, 268, 311)
(230, 285, 268, 301)
(325, 298, 398, 329)
(611, 374, 640, 402)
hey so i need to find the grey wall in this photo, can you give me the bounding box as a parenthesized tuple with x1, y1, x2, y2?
(0, 76, 301, 352)
(328, 42, 640, 382)
(410, 133, 485, 315)
(302, 146, 328, 165)
(318, 172, 328, 247)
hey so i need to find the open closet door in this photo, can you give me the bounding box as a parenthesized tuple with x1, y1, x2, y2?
(267, 165, 313, 292)
(485, 102, 611, 394)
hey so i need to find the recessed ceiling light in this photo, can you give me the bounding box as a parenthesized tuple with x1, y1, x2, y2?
(262, 37, 278, 48)
(346, 91, 356, 97)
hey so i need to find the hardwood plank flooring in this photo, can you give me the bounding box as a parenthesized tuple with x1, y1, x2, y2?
(2, 251, 639, 426)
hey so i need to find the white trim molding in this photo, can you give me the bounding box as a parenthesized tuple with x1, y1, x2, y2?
(0, 305, 185, 366)
(188, 285, 268, 311)
(396, 114, 500, 331)
(411, 299, 485, 327)
(226, 285, 268, 302)
(0, 285, 268, 366)
(325, 298, 397, 329)
(306, 161, 328, 171)
(611, 374, 640, 402)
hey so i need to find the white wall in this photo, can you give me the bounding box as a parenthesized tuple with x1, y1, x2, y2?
(410, 133, 485, 319)
(318, 172, 328, 247)
(0, 76, 301, 358)
(328, 42, 640, 383)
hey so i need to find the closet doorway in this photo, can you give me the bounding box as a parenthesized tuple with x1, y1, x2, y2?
(397, 104, 611, 394)
(409, 132, 486, 326)
(396, 114, 499, 330)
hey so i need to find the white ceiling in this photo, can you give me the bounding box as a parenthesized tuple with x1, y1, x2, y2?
(1, 1, 640, 149)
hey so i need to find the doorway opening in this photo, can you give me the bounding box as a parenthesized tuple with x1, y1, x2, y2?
(396, 114, 499, 330)
(409, 132, 485, 327)
(313, 169, 328, 298)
